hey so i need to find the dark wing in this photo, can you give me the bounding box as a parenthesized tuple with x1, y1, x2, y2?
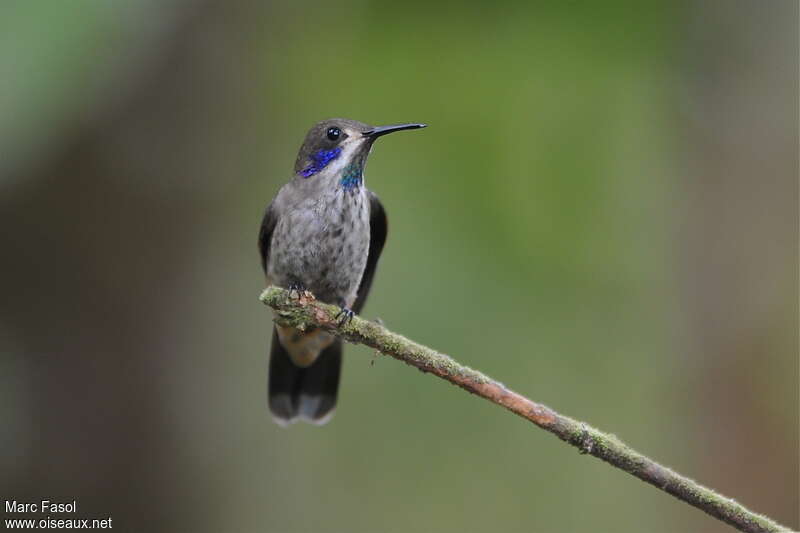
(352, 192, 388, 314)
(258, 201, 278, 273)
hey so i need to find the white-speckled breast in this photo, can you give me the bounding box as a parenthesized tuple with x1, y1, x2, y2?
(267, 187, 370, 307)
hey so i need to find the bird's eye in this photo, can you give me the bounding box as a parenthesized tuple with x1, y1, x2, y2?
(326, 127, 341, 141)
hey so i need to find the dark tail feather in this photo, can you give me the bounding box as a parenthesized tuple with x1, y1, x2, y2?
(268, 328, 342, 425)
(268, 328, 301, 425)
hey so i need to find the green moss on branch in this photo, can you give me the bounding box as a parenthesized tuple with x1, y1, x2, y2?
(260, 286, 793, 533)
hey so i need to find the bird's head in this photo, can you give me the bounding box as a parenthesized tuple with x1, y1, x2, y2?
(293, 119, 425, 190)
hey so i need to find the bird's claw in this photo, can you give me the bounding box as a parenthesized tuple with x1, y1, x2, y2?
(335, 307, 354, 327)
(287, 282, 306, 299)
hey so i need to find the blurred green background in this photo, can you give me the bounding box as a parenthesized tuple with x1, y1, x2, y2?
(1, 1, 797, 532)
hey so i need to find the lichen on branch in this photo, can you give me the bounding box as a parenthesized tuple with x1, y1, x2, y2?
(260, 286, 793, 533)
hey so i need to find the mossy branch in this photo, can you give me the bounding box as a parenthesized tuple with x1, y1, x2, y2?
(260, 286, 793, 533)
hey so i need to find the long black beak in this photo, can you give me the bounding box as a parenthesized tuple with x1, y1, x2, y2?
(363, 123, 427, 138)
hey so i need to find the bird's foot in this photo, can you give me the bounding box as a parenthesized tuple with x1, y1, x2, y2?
(335, 306, 354, 328)
(287, 282, 307, 299)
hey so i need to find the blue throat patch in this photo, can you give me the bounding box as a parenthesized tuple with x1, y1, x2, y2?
(340, 163, 362, 190)
(299, 148, 342, 178)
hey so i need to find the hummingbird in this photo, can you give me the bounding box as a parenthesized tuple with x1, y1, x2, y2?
(259, 118, 426, 425)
